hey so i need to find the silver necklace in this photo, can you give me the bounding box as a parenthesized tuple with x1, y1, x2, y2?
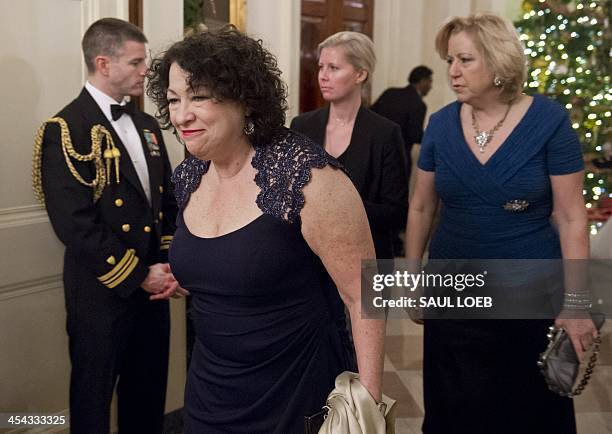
(471, 104, 512, 153)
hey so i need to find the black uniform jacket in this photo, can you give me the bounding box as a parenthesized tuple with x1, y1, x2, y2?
(39, 88, 177, 301)
(371, 84, 426, 149)
(290, 106, 408, 259)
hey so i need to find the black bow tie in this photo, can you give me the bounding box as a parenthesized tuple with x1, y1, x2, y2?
(110, 102, 136, 121)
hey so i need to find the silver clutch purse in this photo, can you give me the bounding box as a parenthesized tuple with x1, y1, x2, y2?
(538, 312, 605, 397)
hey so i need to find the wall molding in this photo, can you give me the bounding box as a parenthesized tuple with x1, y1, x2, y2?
(0, 205, 49, 229)
(0, 274, 63, 301)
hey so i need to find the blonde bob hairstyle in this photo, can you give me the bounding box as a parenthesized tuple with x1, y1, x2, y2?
(317, 31, 376, 83)
(435, 13, 526, 102)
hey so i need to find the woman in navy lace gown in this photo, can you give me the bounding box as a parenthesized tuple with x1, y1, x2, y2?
(147, 27, 385, 433)
(406, 14, 598, 434)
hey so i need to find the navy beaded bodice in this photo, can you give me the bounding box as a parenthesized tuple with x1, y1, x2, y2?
(171, 128, 342, 223)
(418, 95, 583, 260)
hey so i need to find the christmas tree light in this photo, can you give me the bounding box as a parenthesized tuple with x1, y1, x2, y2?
(515, 0, 611, 232)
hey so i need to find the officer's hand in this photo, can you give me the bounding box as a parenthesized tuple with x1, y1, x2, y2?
(142, 263, 174, 294)
(146, 263, 191, 300)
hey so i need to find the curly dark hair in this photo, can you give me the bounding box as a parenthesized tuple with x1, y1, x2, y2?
(147, 26, 287, 147)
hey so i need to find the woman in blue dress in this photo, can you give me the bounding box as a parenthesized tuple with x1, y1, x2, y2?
(406, 13, 598, 434)
(146, 27, 385, 433)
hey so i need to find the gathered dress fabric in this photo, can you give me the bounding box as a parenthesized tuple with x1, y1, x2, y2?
(169, 129, 355, 433)
(418, 95, 583, 434)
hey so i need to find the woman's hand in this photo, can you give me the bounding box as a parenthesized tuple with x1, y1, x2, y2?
(405, 168, 437, 327)
(554, 316, 598, 362)
(550, 171, 594, 362)
(407, 305, 424, 325)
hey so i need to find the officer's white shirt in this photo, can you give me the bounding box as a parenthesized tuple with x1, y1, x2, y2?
(85, 81, 152, 204)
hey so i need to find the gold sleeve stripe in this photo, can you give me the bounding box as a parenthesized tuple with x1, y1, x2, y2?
(160, 235, 173, 251)
(98, 249, 137, 287)
(104, 254, 139, 289)
(98, 249, 134, 282)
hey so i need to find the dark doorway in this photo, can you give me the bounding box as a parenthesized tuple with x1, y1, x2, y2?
(129, 0, 144, 110)
(299, 0, 374, 114)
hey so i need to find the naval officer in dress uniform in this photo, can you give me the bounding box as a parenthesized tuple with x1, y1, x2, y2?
(32, 18, 185, 434)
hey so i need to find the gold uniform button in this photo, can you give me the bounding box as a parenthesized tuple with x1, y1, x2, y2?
(159, 212, 163, 219)
(106, 256, 116, 265)
(144, 226, 152, 233)
(122, 224, 131, 232)
(158, 186, 164, 193)
(114, 198, 124, 207)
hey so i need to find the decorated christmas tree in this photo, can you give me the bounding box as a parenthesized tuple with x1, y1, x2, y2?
(514, 0, 611, 233)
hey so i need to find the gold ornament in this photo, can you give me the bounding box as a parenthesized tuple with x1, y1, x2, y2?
(32, 118, 120, 204)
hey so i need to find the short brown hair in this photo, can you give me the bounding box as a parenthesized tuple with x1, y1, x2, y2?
(82, 18, 147, 74)
(435, 13, 526, 102)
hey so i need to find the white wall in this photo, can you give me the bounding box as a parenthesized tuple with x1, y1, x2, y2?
(0, 0, 185, 428)
(246, 0, 301, 122)
(245, 0, 521, 119)
(144, 0, 186, 169)
(372, 0, 523, 115)
(143, 0, 187, 416)
(0, 1, 91, 421)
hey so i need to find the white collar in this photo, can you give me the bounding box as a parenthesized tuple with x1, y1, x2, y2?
(85, 81, 128, 122)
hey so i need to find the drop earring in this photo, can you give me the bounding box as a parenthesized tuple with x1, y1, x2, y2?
(244, 119, 255, 136)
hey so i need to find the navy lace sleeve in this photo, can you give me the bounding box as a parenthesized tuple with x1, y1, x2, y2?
(171, 155, 210, 209)
(252, 129, 344, 223)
